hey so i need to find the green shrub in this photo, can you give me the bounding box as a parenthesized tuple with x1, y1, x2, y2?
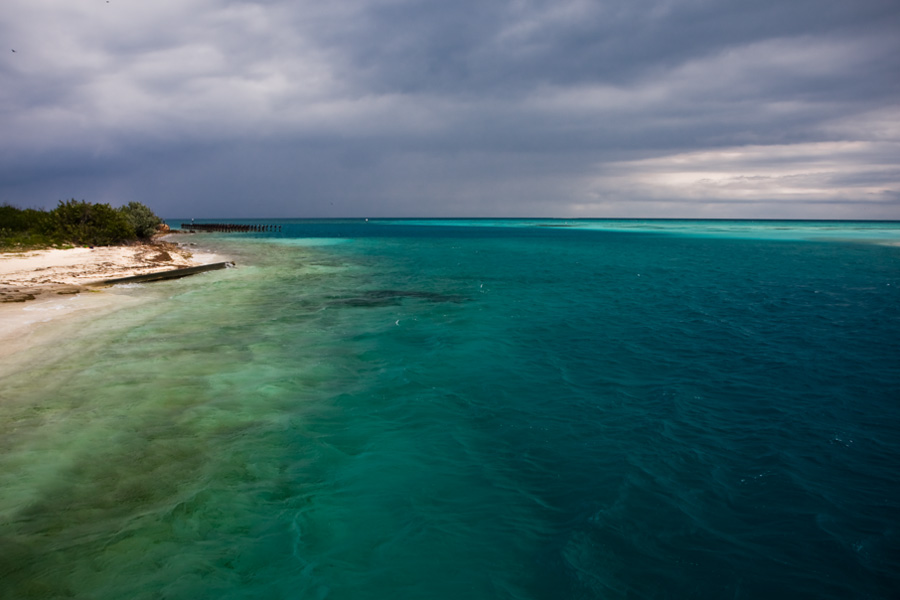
(0, 204, 53, 233)
(1, 204, 58, 249)
(0, 200, 164, 249)
(119, 201, 162, 240)
(52, 199, 136, 246)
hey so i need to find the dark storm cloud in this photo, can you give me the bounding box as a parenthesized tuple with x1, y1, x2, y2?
(316, 0, 898, 99)
(2, 0, 899, 217)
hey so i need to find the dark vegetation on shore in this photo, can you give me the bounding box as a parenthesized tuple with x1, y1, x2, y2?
(0, 200, 163, 250)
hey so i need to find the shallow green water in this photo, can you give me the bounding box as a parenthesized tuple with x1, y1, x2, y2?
(1, 220, 898, 598)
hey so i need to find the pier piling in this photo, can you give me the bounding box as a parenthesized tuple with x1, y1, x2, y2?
(180, 223, 282, 233)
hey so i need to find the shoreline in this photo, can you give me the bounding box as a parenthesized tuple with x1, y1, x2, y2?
(0, 239, 223, 299)
(0, 238, 229, 362)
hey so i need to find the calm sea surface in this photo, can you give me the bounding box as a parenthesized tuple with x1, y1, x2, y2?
(1, 220, 898, 599)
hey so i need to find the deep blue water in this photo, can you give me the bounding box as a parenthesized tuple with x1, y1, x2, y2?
(1, 220, 898, 598)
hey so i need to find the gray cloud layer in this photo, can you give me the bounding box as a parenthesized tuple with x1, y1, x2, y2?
(2, 0, 899, 218)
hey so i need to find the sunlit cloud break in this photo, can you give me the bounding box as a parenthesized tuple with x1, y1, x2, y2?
(585, 141, 900, 215)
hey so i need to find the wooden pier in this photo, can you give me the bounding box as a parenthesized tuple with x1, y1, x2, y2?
(180, 223, 282, 233)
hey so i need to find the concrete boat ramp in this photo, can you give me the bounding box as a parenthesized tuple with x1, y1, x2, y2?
(91, 262, 234, 286)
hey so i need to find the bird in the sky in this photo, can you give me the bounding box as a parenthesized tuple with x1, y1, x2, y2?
(11, 49, 15, 53)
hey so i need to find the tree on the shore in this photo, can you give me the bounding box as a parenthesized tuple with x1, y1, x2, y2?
(120, 201, 163, 240)
(0, 200, 165, 249)
(53, 199, 136, 246)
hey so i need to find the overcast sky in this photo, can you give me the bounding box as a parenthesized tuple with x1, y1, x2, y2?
(2, 0, 899, 218)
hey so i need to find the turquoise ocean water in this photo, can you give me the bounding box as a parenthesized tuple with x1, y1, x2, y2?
(1, 219, 898, 599)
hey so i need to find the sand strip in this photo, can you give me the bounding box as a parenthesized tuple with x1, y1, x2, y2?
(0, 241, 223, 292)
(0, 240, 228, 361)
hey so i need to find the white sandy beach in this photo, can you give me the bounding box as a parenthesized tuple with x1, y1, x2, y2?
(0, 242, 221, 289)
(0, 240, 226, 361)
